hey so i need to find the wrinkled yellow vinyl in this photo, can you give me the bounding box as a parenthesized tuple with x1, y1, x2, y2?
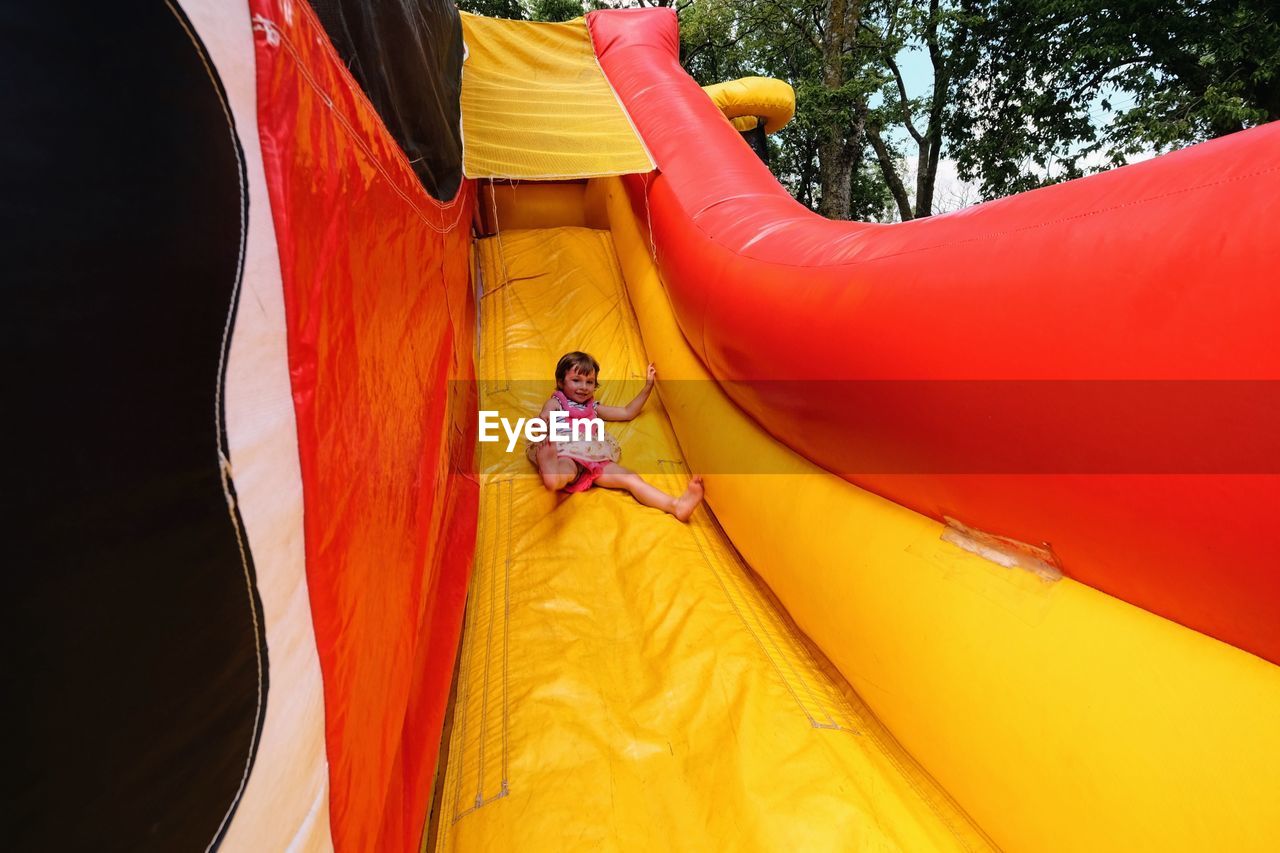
(431, 225, 993, 851)
(459, 13, 655, 179)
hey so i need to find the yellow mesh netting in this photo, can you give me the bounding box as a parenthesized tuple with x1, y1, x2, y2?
(459, 13, 655, 180)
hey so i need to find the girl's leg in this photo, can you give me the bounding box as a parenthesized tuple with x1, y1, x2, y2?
(535, 441, 578, 491)
(596, 463, 705, 522)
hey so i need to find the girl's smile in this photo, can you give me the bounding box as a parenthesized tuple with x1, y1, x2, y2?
(561, 367, 597, 403)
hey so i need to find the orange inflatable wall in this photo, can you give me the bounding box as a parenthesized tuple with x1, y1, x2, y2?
(253, 2, 477, 849)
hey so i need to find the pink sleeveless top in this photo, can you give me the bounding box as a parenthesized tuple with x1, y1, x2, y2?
(552, 390, 598, 420)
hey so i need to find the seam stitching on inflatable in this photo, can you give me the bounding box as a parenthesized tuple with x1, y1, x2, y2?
(713, 530, 847, 730)
(451, 479, 513, 825)
(660, 459, 853, 732)
(501, 479, 511, 795)
(477, 479, 499, 808)
(487, 184, 514, 393)
(477, 238, 511, 396)
(450, 491, 482, 822)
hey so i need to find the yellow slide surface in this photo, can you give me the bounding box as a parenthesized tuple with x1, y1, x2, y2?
(430, 226, 994, 851)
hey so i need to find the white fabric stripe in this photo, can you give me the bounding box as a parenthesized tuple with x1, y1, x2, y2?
(159, 5, 266, 846)
(179, 3, 333, 851)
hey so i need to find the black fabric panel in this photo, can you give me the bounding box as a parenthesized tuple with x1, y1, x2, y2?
(312, 0, 464, 201)
(2, 3, 266, 850)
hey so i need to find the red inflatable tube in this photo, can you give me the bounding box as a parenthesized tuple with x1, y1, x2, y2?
(589, 8, 1280, 664)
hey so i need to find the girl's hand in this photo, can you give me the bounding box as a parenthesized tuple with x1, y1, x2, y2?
(645, 363, 657, 386)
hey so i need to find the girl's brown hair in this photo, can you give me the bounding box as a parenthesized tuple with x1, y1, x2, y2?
(555, 351, 601, 386)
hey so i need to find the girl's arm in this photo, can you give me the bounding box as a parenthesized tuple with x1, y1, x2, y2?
(596, 363, 656, 421)
(537, 397, 560, 423)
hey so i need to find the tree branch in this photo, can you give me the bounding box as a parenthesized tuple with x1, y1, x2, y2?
(1064, 56, 1157, 105)
(886, 55, 924, 144)
(867, 126, 914, 220)
(681, 16, 770, 68)
(760, 0, 823, 54)
(925, 0, 942, 72)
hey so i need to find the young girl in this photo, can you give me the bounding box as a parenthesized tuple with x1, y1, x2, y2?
(527, 351, 705, 522)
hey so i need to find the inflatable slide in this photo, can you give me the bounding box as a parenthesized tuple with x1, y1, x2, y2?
(9, 2, 1278, 851)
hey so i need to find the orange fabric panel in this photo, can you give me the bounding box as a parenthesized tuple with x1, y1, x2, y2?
(252, 3, 477, 850)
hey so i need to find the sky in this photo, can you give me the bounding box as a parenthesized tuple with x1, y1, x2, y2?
(877, 43, 982, 215)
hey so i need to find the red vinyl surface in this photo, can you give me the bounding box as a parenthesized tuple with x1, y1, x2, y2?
(252, 2, 477, 849)
(590, 8, 1280, 664)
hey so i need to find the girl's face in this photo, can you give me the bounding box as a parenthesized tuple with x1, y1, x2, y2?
(561, 366, 597, 403)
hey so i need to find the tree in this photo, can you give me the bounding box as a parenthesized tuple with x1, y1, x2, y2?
(863, 0, 970, 219)
(947, 0, 1280, 198)
(679, 0, 898, 220)
(812, 0, 873, 218)
(680, 0, 973, 221)
(455, 0, 614, 21)
(456, 0, 529, 19)
(530, 0, 587, 21)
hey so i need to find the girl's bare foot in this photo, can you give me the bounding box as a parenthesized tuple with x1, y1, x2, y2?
(672, 476, 705, 522)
